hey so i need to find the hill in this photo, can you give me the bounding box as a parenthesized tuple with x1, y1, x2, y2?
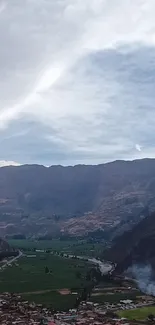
(1, 159, 155, 236)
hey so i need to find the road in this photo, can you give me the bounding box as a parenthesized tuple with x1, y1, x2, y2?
(0, 250, 23, 270)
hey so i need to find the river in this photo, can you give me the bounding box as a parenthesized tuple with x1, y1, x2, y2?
(67, 254, 114, 275)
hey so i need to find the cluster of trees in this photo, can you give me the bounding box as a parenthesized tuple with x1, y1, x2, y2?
(0, 251, 19, 262)
(148, 314, 155, 321)
(6, 234, 26, 240)
(74, 266, 103, 308)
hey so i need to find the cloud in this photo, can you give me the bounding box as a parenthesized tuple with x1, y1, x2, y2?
(0, 1, 6, 14)
(0, 160, 20, 167)
(0, 0, 155, 164)
(136, 144, 142, 152)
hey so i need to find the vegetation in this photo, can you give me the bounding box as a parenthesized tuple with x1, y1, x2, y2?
(90, 292, 138, 304)
(21, 291, 77, 310)
(0, 247, 96, 310)
(2, 238, 138, 310)
(0, 253, 91, 293)
(8, 239, 103, 257)
(118, 306, 155, 320)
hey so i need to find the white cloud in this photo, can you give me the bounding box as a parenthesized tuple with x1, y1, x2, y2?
(0, 160, 20, 167)
(0, 0, 155, 164)
(136, 144, 142, 152)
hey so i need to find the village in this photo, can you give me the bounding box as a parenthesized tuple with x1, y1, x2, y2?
(0, 291, 155, 325)
(1, 243, 155, 325)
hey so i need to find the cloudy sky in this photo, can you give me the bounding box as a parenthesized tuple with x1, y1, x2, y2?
(0, 0, 155, 166)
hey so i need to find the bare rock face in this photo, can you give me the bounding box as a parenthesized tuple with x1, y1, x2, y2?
(0, 159, 155, 237)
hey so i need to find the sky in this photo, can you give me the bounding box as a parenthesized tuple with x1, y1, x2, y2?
(0, 0, 155, 166)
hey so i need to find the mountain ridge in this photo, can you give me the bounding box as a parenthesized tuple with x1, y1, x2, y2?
(1, 157, 154, 169)
(1, 158, 155, 237)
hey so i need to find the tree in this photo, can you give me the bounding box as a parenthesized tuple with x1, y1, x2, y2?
(45, 266, 49, 274)
(81, 287, 88, 301)
(148, 314, 155, 321)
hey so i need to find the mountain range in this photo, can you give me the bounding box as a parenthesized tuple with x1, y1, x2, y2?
(1, 159, 155, 237)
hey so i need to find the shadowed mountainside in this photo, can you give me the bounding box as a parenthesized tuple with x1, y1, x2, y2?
(1, 159, 155, 236)
(0, 238, 11, 252)
(0, 238, 17, 260)
(105, 210, 155, 273)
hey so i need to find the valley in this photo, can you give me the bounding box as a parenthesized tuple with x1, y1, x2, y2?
(0, 239, 103, 310)
(1, 160, 155, 323)
(1, 238, 155, 324)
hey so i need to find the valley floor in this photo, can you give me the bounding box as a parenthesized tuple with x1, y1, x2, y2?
(0, 238, 155, 322)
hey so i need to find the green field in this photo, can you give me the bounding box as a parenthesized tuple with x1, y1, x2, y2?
(90, 292, 139, 304)
(21, 292, 77, 310)
(0, 253, 90, 292)
(2, 239, 133, 310)
(8, 239, 74, 251)
(0, 251, 92, 309)
(118, 306, 155, 320)
(8, 239, 103, 257)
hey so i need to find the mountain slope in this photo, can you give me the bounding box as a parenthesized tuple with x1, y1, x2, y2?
(0, 238, 11, 252)
(106, 210, 155, 272)
(1, 159, 155, 236)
